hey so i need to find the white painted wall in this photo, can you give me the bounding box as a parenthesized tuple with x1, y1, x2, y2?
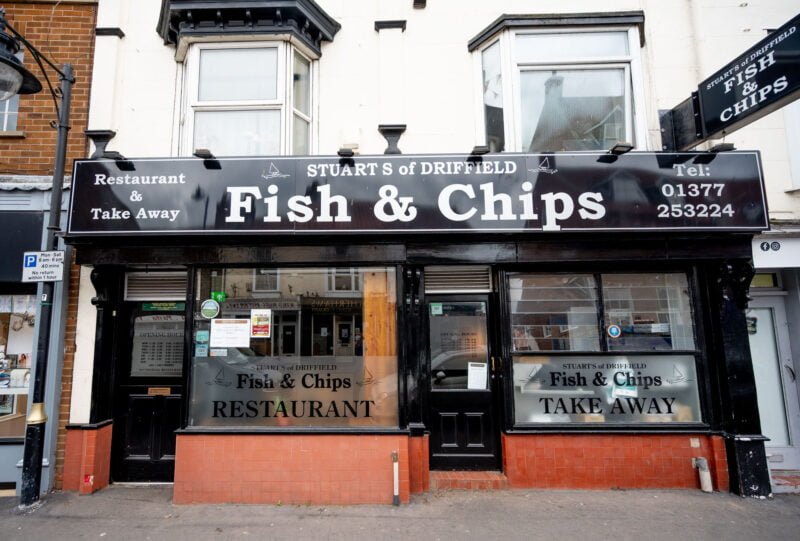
(77, 2, 800, 404)
(68, 266, 97, 424)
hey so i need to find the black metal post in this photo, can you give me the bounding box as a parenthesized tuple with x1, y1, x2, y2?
(19, 63, 73, 508)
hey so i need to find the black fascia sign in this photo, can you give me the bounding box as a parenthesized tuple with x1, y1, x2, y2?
(697, 12, 800, 143)
(65, 152, 768, 238)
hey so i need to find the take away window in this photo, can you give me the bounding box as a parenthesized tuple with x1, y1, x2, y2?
(189, 267, 397, 428)
(473, 14, 647, 152)
(183, 42, 314, 157)
(508, 272, 702, 425)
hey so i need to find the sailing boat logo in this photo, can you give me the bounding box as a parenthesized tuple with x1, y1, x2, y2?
(261, 162, 290, 180)
(529, 157, 558, 175)
(666, 364, 689, 385)
(206, 367, 232, 387)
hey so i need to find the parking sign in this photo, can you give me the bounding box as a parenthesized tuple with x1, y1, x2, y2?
(21, 251, 65, 282)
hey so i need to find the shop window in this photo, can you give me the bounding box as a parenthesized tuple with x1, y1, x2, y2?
(189, 267, 397, 428)
(475, 19, 646, 152)
(0, 293, 36, 438)
(508, 272, 701, 425)
(183, 43, 313, 156)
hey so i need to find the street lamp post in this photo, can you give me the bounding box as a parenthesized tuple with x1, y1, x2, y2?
(0, 7, 74, 508)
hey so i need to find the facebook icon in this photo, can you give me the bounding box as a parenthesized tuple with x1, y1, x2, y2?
(23, 254, 37, 268)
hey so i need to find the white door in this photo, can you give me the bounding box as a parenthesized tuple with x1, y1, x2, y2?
(747, 297, 800, 470)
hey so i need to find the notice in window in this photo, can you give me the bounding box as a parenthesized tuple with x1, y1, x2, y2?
(467, 362, 488, 390)
(210, 319, 251, 348)
(131, 315, 184, 377)
(250, 309, 272, 338)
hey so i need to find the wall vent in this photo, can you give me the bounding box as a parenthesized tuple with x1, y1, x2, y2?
(124, 271, 188, 301)
(424, 266, 492, 293)
(0, 194, 33, 210)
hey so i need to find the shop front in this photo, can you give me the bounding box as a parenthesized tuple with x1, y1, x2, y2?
(0, 210, 42, 486)
(63, 151, 773, 502)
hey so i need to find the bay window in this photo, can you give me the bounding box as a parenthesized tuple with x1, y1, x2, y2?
(183, 42, 313, 157)
(474, 14, 647, 152)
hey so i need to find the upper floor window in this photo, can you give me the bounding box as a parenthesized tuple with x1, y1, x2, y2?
(0, 52, 22, 131)
(252, 269, 279, 292)
(0, 93, 19, 132)
(327, 268, 361, 293)
(183, 43, 313, 157)
(476, 18, 646, 152)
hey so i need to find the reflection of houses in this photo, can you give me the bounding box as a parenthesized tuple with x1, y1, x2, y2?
(209, 268, 363, 358)
(529, 73, 625, 151)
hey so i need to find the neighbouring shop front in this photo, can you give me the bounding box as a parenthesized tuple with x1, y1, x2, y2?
(0, 210, 41, 487)
(63, 151, 774, 502)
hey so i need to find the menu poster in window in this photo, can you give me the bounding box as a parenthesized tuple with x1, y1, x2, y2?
(130, 315, 185, 377)
(467, 362, 488, 390)
(250, 309, 272, 338)
(210, 319, 251, 348)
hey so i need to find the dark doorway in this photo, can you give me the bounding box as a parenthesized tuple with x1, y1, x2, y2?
(111, 302, 185, 482)
(426, 296, 502, 470)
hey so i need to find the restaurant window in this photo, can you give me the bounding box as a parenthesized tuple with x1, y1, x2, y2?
(189, 267, 397, 428)
(477, 25, 646, 152)
(508, 272, 701, 425)
(183, 42, 313, 156)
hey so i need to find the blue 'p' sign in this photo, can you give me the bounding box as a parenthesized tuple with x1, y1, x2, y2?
(23, 254, 37, 268)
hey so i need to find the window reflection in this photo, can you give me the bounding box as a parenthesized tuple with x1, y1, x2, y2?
(508, 274, 600, 352)
(521, 69, 627, 152)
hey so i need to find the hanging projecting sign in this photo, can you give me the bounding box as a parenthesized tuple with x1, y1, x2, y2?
(662, 12, 800, 150)
(698, 12, 800, 140)
(65, 152, 768, 236)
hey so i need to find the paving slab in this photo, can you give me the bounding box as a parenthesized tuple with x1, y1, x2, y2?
(1, 486, 799, 541)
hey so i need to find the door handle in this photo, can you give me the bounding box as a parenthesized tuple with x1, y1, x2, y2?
(491, 356, 503, 378)
(785, 363, 796, 382)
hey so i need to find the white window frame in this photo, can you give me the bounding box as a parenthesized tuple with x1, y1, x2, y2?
(1, 51, 23, 132)
(475, 26, 648, 152)
(252, 268, 280, 292)
(180, 40, 315, 157)
(326, 268, 361, 295)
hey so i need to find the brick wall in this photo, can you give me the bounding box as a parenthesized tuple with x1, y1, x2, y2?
(502, 433, 729, 491)
(0, 1, 98, 490)
(0, 1, 96, 176)
(54, 253, 82, 489)
(173, 434, 411, 504)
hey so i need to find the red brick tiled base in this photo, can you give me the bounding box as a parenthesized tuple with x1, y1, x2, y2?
(430, 471, 509, 490)
(409, 434, 429, 494)
(62, 423, 112, 494)
(173, 434, 411, 504)
(770, 470, 800, 493)
(503, 433, 729, 491)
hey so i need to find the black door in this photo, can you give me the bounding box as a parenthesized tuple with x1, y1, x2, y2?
(111, 302, 185, 482)
(426, 296, 502, 470)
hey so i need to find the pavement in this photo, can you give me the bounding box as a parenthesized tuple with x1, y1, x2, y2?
(0, 486, 799, 541)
